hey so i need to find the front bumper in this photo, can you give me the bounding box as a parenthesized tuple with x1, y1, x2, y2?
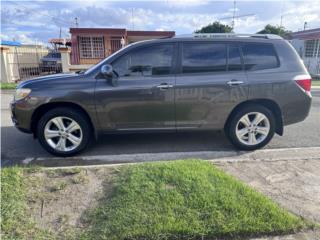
(10, 100, 34, 134)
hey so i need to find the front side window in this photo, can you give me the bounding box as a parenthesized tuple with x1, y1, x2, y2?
(242, 43, 279, 71)
(79, 36, 104, 59)
(182, 43, 227, 73)
(112, 44, 173, 77)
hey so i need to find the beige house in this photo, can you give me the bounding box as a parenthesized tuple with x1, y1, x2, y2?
(1, 41, 49, 83)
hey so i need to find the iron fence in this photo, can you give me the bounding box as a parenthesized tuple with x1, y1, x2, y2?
(6, 46, 62, 82)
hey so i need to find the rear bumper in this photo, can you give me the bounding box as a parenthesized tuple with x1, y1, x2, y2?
(282, 91, 312, 126)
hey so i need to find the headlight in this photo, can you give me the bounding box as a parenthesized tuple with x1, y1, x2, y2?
(14, 88, 31, 101)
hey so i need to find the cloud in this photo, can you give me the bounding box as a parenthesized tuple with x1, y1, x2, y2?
(1, 0, 320, 45)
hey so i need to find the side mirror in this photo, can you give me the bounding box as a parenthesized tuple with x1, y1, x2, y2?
(101, 64, 113, 78)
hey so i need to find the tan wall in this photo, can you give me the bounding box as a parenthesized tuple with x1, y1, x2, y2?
(79, 58, 101, 65)
(0, 45, 49, 83)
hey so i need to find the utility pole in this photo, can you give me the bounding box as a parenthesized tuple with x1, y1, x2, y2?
(131, 8, 134, 30)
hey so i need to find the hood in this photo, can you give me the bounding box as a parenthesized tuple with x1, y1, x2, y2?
(18, 73, 79, 88)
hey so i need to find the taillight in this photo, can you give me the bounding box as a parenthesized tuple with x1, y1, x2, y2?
(295, 79, 311, 92)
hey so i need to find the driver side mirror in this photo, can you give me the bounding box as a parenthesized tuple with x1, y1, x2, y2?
(101, 64, 114, 78)
(101, 64, 118, 86)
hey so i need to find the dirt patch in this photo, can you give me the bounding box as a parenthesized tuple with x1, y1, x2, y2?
(25, 166, 117, 235)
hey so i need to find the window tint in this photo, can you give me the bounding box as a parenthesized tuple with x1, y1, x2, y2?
(182, 43, 226, 73)
(112, 44, 173, 77)
(242, 43, 279, 71)
(228, 45, 242, 71)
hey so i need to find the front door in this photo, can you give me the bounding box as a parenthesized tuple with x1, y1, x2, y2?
(95, 43, 177, 131)
(175, 41, 248, 130)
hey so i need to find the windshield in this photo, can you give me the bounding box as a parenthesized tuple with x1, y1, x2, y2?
(84, 43, 134, 75)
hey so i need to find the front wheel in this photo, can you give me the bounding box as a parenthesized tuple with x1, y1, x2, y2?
(37, 108, 91, 157)
(226, 104, 276, 151)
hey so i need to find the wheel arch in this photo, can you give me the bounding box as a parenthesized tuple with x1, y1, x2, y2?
(224, 99, 283, 136)
(31, 102, 96, 138)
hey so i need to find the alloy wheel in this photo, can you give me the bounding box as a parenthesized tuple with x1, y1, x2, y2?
(44, 116, 83, 152)
(235, 112, 270, 146)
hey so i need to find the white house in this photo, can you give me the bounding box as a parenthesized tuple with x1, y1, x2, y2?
(290, 28, 320, 77)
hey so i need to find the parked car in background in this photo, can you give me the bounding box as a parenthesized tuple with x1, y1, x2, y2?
(11, 33, 312, 156)
(40, 52, 62, 73)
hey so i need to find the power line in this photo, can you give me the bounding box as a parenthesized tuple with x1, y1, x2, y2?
(8, 1, 73, 27)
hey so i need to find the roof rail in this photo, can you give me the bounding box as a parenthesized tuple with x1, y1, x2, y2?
(174, 33, 283, 40)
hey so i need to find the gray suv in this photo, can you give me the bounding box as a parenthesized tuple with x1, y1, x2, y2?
(11, 34, 312, 156)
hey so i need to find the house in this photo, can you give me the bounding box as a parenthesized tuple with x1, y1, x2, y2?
(69, 28, 175, 65)
(290, 28, 320, 77)
(0, 40, 49, 82)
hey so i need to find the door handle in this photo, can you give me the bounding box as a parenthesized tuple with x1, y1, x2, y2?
(227, 79, 244, 86)
(156, 83, 173, 90)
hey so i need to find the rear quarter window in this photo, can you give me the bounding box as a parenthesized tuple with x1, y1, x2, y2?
(242, 43, 279, 71)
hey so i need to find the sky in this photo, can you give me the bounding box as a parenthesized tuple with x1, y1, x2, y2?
(1, 0, 320, 45)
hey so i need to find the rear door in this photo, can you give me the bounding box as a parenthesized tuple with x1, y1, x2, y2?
(175, 41, 248, 130)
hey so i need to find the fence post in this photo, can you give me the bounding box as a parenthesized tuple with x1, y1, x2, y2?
(59, 47, 71, 73)
(1, 47, 10, 83)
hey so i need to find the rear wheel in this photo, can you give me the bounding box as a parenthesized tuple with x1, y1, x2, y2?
(226, 104, 275, 150)
(37, 108, 91, 156)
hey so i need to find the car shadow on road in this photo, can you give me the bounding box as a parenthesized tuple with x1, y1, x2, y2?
(1, 126, 237, 167)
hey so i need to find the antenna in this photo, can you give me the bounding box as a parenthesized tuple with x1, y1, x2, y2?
(74, 17, 79, 28)
(232, 0, 236, 30)
(219, 1, 254, 32)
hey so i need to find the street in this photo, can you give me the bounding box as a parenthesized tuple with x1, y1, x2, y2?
(1, 89, 320, 166)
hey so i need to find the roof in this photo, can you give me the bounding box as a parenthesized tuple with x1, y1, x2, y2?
(0, 40, 22, 46)
(49, 38, 71, 44)
(69, 28, 175, 37)
(291, 28, 320, 40)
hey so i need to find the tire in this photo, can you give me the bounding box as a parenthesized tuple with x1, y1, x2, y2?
(226, 104, 276, 151)
(37, 107, 91, 157)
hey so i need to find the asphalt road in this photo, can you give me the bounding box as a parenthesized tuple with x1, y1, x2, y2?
(1, 89, 320, 166)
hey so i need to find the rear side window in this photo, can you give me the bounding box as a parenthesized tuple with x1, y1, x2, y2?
(228, 45, 242, 71)
(182, 43, 227, 73)
(242, 43, 279, 71)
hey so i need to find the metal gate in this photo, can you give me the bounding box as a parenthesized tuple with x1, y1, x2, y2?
(6, 46, 62, 82)
(110, 38, 122, 54)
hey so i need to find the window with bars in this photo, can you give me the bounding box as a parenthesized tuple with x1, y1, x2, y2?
(79, 36, 104, 59)
(305, 39, 320, 58)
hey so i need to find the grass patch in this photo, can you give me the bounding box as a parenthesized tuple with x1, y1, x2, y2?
(0, 82, 17, 89)
(312, 80, 320, 86)
(1, 167, 51, 240)
(1, 162, 312, 240)
(82, 160, 306, 240)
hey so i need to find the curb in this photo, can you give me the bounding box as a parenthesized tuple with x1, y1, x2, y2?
(23, 146, 320, 169)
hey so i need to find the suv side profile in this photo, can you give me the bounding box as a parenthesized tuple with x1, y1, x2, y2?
(11, 34, 312, 156)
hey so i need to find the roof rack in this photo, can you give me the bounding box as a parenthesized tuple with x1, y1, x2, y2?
(174, 33, 283, 40)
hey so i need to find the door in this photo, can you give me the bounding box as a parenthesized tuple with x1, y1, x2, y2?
(175, 42, 248, 130)
(95, 43, 176, 131)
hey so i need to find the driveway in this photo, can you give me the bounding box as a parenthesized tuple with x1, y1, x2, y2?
(1, 89, 320, 166)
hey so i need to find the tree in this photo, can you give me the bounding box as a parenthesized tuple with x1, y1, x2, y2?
(195, 21, 233, 33)
(257, 24, 291, 38)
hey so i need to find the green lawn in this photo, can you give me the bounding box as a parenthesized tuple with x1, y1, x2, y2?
(1, 161, 311, 240)
(312, 80, 320, 86)
(1, 167, 51, 240)
(82, 160, 306, 240)
(0, 83, 17, 89)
